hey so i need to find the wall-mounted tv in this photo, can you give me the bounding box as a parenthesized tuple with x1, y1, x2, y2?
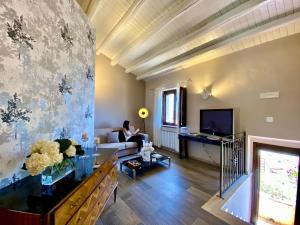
(200, 108, 234, 137)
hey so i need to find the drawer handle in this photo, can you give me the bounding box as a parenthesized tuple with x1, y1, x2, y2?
(70, 197, 81, 209)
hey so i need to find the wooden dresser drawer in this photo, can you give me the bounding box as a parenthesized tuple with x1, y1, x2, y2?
(54, 154, 117, 225)
(82, 189, 110, 225)
(82, 168, 118, 225)
(67, 166, 118, 225)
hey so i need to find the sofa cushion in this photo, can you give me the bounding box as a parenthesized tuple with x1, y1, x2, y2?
(107, 131, 119, 143)
(98, 142, 126, 150)
(125, 142, 138, 148)
(95, 128, 121, 144)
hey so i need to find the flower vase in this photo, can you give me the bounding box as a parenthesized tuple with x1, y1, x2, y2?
(41, 163, 74, 186)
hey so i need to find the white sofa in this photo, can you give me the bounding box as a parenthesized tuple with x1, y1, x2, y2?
(94, 127, 149, 157)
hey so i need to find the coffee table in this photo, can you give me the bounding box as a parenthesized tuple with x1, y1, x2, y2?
(120, 152, 171, 179)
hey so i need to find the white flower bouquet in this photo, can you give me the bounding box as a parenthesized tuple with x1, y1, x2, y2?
(140, 141, 154, 162)
(24, 139, 84, 177)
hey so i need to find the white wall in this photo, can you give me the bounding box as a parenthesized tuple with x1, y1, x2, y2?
(222, 175, 252, 223)
(95, 54, 145, 129)
(146, 34, 300, 161)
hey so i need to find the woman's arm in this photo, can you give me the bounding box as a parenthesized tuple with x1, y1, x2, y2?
(123, 128, 133, 140)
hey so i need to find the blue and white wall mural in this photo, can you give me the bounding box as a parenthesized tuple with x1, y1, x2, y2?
(0, 0, 95, 188)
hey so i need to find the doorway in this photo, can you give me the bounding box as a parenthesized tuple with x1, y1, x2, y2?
(252, 143, 300, 225)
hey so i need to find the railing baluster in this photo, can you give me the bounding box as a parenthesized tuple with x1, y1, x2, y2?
(220, 143, 223, 198)
(239, 139, 241, 178)
(219, 132, 246, 198)
(230, 141, 233, 186)
(226, 143, 229, 189)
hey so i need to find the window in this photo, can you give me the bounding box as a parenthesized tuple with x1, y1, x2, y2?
(162, 89, 177, 126)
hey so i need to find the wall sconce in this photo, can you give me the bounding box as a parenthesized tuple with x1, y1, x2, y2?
(201, 88, 212, 100)
(179, 78, 192, 88)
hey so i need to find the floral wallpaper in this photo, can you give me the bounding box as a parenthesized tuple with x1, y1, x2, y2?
(0, 0, 95, 189)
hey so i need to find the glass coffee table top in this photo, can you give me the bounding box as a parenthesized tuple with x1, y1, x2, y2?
(120, 152, 171, 179)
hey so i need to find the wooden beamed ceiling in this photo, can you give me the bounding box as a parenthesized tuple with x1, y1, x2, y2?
(77, 0, 300, 80)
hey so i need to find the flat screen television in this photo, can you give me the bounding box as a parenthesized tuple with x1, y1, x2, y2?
(200, 108, 234, 137)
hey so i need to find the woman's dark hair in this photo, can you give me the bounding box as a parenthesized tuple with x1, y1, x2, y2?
(123, 120, 130, 130)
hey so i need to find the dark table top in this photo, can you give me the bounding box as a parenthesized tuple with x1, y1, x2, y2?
(178, 133, 221, 145)
(121, 152, 170, 170)
(0, 148, 118, 215)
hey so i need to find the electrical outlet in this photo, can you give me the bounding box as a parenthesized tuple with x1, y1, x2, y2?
(266, 117, 274, 123)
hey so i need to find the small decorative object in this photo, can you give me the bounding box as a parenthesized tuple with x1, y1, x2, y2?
(81, 132, 89, 149)
(138, 107, 149, 132)
(180, 127, 188, 134)
(24, 139, 84, 186)
(82, 132, 88, 140)
(140, 141, 154, 162)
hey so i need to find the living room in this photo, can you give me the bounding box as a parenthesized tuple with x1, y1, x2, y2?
(0, 0, 300, 225)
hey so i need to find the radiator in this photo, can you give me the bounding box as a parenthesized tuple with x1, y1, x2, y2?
(161, 127, 179, 152)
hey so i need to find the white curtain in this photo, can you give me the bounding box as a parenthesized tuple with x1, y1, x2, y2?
(153, 88, 162, 147)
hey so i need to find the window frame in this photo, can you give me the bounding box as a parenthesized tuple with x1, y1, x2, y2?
(251, 142, 300, 224)
(162, 89, 177, 126)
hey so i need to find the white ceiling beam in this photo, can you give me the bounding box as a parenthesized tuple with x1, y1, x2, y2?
(96, 0, 145, 55)
(86, 0, 103, 22)
(127, 0, 268, 74)
(110, 0, 204, 66)
(76, 0, 91, 12)
(136, 11, 300, 80)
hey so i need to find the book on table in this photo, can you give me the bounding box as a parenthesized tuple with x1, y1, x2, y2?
(127, 160, 141, 168)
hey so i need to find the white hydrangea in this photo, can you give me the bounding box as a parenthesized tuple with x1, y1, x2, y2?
(30, 140, 63, 166)
(49, 152, 63, 166)
(65, 145, 76, 157)
(30, 140, 49, 154)
(25, 153, 50, 176)
(71, 139, 78, 145)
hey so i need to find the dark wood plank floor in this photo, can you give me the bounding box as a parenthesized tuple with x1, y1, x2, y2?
(98, 149, 228, 225)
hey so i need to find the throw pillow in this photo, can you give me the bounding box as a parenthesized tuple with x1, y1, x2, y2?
(118, 130, 125, 142)
(107, 131, 119, 143)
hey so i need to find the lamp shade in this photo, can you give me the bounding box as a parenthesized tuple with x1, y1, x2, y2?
(138, 107, 149, 119)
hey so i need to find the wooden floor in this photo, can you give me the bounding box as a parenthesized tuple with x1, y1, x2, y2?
(98, 150, 228, 225)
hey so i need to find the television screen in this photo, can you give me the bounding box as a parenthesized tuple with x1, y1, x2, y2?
(200, 109, 233, 137)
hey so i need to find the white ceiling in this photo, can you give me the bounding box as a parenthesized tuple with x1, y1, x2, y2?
(77, 0, 300, 80)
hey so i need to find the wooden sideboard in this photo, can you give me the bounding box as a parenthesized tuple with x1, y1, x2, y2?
(0, 148, 118, 225)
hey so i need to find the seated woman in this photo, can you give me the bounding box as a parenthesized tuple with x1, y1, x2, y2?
(122, 120, 144, 152)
